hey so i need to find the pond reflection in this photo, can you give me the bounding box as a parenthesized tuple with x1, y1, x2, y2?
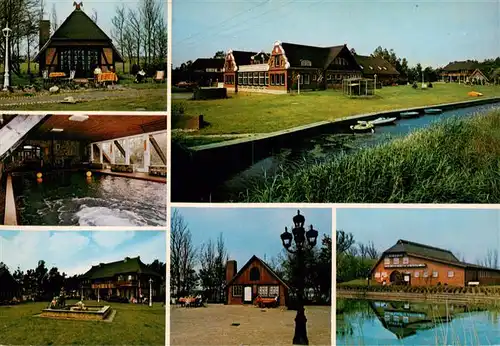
(336, 298, 500, 345)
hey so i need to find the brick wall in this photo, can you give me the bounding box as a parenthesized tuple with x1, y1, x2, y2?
(372, 254, 466, 287)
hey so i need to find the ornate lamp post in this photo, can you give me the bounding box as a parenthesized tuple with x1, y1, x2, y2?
(2, 25, 11, 91)
(280, 210, 319, 345)
(149, 278, 153, 307)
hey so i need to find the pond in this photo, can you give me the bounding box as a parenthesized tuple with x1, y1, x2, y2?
(13, 171, 167, 226)
(336, 298, 500, 345)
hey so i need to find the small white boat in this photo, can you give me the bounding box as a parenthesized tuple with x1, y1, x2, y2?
(358, 117, 397, 126)
(424, 108, 443, 115)
(350, 122, 375, 133)
(400, 111, 420, 119)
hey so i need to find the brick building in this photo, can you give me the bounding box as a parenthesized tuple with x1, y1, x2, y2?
(371, 239, 500, 287)
(225, 255, 289, 306)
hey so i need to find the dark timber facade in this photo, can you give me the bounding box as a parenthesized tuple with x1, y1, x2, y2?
(35, 4, 123, 78)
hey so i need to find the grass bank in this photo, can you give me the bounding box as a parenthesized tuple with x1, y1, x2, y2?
(0, 300, 165, 345)
(241, 109, 500, 203)
(173, 83, 500, 134)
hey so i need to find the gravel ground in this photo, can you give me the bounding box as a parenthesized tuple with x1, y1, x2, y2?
(170, 304, 331, 346)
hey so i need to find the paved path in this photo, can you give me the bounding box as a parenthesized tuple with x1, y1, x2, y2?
(0, 88, 166, 107)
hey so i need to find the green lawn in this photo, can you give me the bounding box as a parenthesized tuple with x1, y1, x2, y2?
(0, 300, 165, 345)
(173, 83, 500, 135)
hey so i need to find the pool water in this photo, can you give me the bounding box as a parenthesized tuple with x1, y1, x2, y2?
(13, 172, 166, 226)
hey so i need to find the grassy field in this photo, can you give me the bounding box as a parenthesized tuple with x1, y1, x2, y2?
(0, 88, 167, 111)
(170, 304, 331, 346)
(0, 300, 165, 345)
(173, 83, 500, 134)
(241, 109, 500, 203)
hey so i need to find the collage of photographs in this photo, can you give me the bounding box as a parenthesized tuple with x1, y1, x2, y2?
(0, 0, 499, 345)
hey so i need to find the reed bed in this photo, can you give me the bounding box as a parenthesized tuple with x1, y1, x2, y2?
(242, 109, 500, 203)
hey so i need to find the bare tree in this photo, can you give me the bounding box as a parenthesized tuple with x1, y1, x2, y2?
(478, 248, 499, 269)
(170, 210, 197, 297)
(337, 230, 355, 254)
(91, 8, 97, 23)
(50, 3, 57, 33)
(358, 241, 379, 259)
(111, 4, 126, 72)
(128, 9, 142, 67)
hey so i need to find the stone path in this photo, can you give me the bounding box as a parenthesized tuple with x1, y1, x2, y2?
(0, 88, 166, 107)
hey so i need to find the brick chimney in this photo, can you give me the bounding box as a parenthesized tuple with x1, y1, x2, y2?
(39, 20, 50, 50)
(225, 260, 237, 282)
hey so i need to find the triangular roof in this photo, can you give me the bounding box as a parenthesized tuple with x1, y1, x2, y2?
(225, 255, 289, 289)
(469, 68, 489, 81)
(81, 256, 160, 280)
(354, 54, 400, 75)
(35, 7, 123, 62)
(230, 50, 258, 67)
(280, 42, 358, 70)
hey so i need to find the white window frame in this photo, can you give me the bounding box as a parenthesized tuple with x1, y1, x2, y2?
(393, 258, 400, 265)
(423, 271, 429, 278)
(448, 271, 454, 278)
(384, 258, 390, 265)
(375, 272, 381, 278)
(414, 271, 420, 278)
(232, 285, 243, 297)
(403, 257, 409, 264)
(432, 271, 438, 278)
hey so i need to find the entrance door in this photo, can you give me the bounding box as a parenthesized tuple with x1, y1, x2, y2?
(243, 286, 252, 304)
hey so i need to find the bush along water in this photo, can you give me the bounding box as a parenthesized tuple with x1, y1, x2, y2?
(242, 110, 500, 203)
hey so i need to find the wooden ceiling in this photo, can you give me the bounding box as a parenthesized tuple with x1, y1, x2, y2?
(30, 114, 167, 142)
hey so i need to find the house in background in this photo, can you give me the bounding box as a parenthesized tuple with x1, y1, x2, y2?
(441, 61, 480, 83)
(223, 50, 259, 91)
(224, 41, 364, 94)
(35, 3, 123, 78)
(354, 54, 400, 85)
(0, 266, 21, 301)
(80, 256, 161, 300)
(371, 239, 500, 287)
(225, 255, 289, 306)
(189, 58, 225, 87)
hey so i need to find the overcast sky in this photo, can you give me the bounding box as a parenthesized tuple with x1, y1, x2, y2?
(337, 208, 500, 264)
(0, 230, 165, 276)
(173, 207, 332, 269)
(173, 0, 500, 67)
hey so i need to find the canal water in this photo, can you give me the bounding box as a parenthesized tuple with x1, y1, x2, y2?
(217, 102, 500, 201)
(13, 172, 167, 226)
(337, 298, 500, 345)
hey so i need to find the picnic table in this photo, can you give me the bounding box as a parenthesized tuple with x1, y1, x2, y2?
(97, 72, 118, 83)
(49, 72, 66, 78)
(254, 296, 279, 308)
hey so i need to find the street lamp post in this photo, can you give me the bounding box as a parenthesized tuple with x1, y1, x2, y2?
(149, 278, 153, 307)
(374, 74, 377, 95)
(280, 210, 319, 345)
(2, 25, 12, 91)
(297, 74, 301, 94)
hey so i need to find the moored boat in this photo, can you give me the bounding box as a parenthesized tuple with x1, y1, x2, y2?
(424, 108, 443, 115)
(350, 122, 375, 133)
(369, 117, 397, 126)
(400, 111, 420, 118)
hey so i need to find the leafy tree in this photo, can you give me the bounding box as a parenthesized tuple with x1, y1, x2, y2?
(213, 51, 225, 59)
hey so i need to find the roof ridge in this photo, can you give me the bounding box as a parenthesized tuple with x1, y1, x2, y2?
(398, 239, 456, 257)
